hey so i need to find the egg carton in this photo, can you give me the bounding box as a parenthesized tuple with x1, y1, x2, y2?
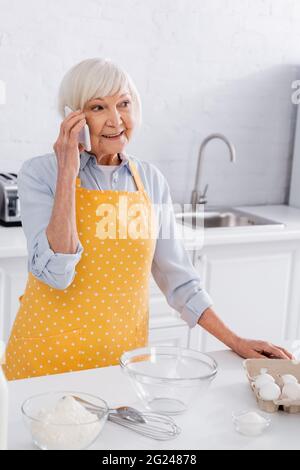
(243, 358, 300, 413)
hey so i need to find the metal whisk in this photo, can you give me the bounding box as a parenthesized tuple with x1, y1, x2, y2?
(107, 411, 180, 441)
(71, 395, 181, 441)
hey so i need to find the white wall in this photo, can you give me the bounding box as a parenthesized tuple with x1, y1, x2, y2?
(0, 0, 300, 206)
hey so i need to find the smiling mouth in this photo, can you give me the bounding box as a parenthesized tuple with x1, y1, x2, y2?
(102, 130, 125, 139)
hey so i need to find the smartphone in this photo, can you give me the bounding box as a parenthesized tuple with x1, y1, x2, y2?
(64, 105, 91, 151)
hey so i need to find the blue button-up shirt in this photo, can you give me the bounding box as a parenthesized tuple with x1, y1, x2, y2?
(17, 150, 213, 328)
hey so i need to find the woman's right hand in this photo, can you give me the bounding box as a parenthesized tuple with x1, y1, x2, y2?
(53, 109, 87, 179)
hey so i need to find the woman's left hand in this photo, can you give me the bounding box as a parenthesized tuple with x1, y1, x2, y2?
(233, 337, 294, 359)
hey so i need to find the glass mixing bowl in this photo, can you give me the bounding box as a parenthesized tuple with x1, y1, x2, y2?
(21, 391, 109, 450)
(120, 346, 218, 415)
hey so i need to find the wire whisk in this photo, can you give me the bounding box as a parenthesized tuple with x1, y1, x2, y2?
(71, 395, 181, 441)
(108, 411, 181, 441)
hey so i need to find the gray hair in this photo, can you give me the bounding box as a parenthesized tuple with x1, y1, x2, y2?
(57, 58, 142, 128)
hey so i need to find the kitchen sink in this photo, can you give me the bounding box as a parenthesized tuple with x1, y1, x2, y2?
(175, 207, 284, 229)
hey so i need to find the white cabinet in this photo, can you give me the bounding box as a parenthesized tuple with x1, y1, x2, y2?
(149, 325, 189, 347)
(149, 275, 182, 327)
(148, 275, 190, 347)
(191, 240, 300, 352)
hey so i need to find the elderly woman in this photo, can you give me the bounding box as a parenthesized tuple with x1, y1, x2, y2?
(4, 58, 292, 381)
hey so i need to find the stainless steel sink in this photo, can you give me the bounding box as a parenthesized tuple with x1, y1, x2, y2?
(175, 207, 284, 229)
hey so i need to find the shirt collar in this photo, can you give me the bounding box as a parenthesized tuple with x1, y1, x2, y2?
(80, 150, 130, 172)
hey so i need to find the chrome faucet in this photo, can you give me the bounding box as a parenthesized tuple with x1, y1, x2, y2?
(191, 133, 236, 209)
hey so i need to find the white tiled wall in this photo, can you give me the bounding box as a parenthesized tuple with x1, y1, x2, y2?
(0, 0, 300, 205)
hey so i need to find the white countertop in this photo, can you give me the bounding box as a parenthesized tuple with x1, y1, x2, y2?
(7, 349, 300, 450)
(1, 205, 300, 258)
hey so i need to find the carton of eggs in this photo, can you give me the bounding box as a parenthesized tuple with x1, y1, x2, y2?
(244, 360, 300, 414)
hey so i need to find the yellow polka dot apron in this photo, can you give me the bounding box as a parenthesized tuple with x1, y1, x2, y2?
(4, 161, 157, 381)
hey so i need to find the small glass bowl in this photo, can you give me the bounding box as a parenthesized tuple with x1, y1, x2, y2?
(232, 409, 271, 437)
(120, 346, 218, 415)
(21, 391, 109, 450)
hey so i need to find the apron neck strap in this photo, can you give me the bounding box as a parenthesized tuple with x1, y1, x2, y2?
(75, 160, 145, 192)
(128, 161, 145, 192)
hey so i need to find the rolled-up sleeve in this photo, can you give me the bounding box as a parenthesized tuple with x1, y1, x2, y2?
(18, 159, 83, 290)
(151, 172, 213, 328)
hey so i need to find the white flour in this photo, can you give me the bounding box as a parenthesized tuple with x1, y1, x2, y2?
(30, 396, 104, 450)
(235, 411, 269, 436)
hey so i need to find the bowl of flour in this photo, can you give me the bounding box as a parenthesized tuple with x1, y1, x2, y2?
(21, 392, 109, 450)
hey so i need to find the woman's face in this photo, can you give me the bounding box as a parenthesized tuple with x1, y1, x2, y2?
(83, 91, 135, 156)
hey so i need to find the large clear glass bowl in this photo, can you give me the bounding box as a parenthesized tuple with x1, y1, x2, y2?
(21, 391, 108, 450)
(120, 346, 218, 415)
